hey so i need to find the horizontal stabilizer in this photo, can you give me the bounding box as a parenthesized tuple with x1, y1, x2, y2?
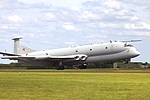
(0, 51, 20, 56)
(1, 56, 35, 60)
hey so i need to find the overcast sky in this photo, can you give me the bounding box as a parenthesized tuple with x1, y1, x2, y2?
(0, 0, 150, 63)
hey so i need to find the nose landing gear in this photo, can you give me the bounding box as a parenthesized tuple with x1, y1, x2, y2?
(124, 59, 130, 64)
(57, 61, 65, 70)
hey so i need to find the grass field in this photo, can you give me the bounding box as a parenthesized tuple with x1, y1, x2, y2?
(0, 69, 150, 100)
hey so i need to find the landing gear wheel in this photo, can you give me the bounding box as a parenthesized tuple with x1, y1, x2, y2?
(57, 66, 60, 70)
(56, 66, 65, 70)
(60, 66, 65, 70)
(79, 64, 87, 69)
(124, 59, 129, 64)
(83, 65, 87, 69)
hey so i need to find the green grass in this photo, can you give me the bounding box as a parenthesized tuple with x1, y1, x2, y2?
(0, 69, 150, 100)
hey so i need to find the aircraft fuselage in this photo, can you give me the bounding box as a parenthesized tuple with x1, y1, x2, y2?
(24, 41, 139, 66)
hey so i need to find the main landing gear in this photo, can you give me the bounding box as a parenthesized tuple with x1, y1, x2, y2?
(78, 64, 87, 69)
(57, 66, 65, 70)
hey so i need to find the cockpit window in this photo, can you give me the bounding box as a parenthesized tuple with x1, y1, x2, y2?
(124, 43, 133, 47)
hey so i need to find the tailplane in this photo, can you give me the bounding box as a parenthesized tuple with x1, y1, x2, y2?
(12, 37, 36, 55)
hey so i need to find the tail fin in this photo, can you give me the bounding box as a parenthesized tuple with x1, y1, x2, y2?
(12, 37, 36, 55)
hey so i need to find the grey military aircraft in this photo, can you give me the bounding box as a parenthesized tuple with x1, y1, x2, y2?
(0, 37, 140, 70)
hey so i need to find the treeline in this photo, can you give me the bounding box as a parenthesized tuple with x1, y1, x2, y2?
(0, 63, 30, 69)
(0, 61, 149, 69)
(0, 62, 114, 69)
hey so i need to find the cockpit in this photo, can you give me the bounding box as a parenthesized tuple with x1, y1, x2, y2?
(124, 43, 133, 47)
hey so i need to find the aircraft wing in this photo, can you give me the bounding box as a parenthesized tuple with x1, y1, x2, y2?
(1, 54, 88, 61)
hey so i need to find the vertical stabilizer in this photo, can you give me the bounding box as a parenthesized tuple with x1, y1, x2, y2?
(12, 36, 22, 54)
(12, 37, 35, 55)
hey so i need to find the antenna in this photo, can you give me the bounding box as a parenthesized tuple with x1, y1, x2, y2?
(120, 40, 142, 43)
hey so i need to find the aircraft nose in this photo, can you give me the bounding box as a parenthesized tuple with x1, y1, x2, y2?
(128, 48, 140, 58)
(133, 50, 140, 57)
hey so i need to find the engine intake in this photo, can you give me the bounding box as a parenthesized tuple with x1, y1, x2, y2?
(74, 55, 88, 61)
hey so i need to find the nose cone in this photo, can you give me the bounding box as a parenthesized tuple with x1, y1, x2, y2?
(133, 50, 140, 57)
(136, 50, 140, 56)
(128, 48, 140, 58)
